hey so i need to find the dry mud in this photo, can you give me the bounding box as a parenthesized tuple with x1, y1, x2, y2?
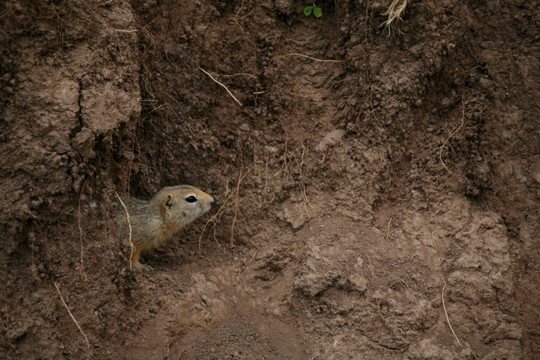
(1, 0, 539, 359)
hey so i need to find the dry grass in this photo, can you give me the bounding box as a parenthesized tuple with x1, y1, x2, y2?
(382, 0, 409, 34)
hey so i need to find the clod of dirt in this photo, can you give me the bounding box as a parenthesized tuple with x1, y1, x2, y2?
(314, 129, 346, 152)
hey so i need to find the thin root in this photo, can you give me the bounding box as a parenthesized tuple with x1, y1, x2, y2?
(53, 282, 90, 349)
(218, 72, 259, 82)
(77, 181, 88, 281)
(230, 166, 251, 247)
(241, 250, 258, 271)
(367, 255, 375, 277)
(275, 52, 342, 63)
(115, 192, 134, 270)
(382, 0, 409, 29)
(385, 217, 393, 241)
(198, 189, 234, 255)
(199, 67, 243, 106)
(442, 281, 462, 346)
(439, 99, 466, 174)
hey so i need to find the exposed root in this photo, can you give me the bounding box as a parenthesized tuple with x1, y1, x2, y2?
(199, 67, 243, 106)
(367, 255, 375, 277)
(77, 181, 88, 281)
(277, 118, 293, 184)
(115, 192, 134, 270)
(431, 231, 462, 346)
(198, 188, 234, 255)
(382, 0, 409, 31)
(299, 144, 313, 213)
(114, 29, 137, 33)
(230, 166, 251, 247)
(241, 250, 258, 271)
(400, 279, 417, 300)
(300, 183, 312, 212)
(324, 76, 357, 92)
(384, 217, 393, 241)
(441, 281, 462, 346)
(53, 282, 90, 349)
(233, 0, 254, 33)
(218, 72, 259, 82)
(439, 99, 466, 174)
(275, 52, 342, 63)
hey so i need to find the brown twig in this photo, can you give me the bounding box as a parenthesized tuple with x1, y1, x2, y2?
(114, 192, 134, 269)
(53, 282, 90, 349)
(199, 67, 243, 106)
(439, 99, 466, 174)
(441, 281, 462, 346)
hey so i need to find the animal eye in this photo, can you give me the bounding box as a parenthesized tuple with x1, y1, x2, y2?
(185, 195, 197, 203)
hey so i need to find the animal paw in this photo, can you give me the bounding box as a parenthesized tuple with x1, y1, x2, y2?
(132, 261, 154, 271)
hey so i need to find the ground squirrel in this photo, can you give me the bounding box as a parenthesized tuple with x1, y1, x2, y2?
(116, 185, 214, 270)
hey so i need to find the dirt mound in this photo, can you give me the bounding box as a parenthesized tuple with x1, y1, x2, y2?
(1, 0, 538, 359)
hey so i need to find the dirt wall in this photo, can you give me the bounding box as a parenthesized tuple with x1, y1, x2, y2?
(1, 0, 539, 359)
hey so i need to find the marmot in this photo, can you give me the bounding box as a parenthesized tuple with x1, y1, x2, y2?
(116, 185, 214, 270)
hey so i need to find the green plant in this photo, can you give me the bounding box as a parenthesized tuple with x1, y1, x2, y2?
(304, 3, 322, 18)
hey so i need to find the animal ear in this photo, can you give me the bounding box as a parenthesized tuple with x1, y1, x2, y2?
(161, 194, 173, 217)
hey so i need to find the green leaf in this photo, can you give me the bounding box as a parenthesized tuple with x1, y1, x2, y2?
(304, 6, 313, 16)
(313, 6, 322, 17)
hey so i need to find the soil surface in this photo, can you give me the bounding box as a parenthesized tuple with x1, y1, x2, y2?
(1, 0, 539, 359)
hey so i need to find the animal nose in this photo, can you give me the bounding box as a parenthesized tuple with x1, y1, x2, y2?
(209, 196, 215, 204)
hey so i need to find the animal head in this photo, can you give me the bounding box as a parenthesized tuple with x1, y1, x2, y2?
(158, 185, 214, 225)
